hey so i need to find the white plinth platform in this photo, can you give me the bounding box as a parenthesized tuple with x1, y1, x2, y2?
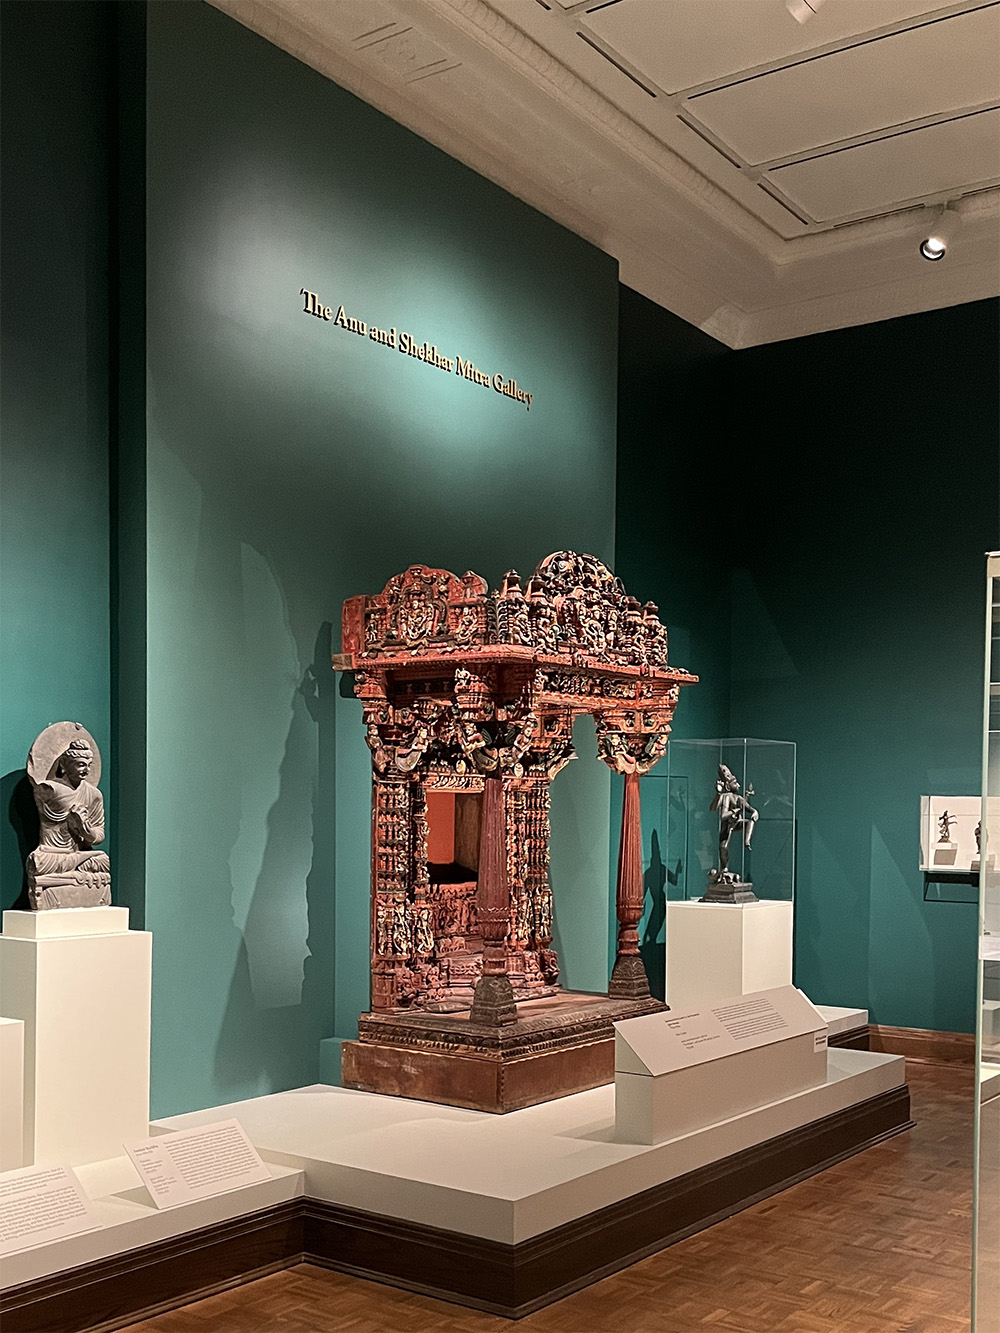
(666, 899, 793, 1008)
(0, 908, 151, 1167)
(153, 1047, 902, 1246)
(816, 1004, 870, 1038)
(0, 1017, 25, 1172)
(1, 1155, 304, 1288)
(1, 906, 130, 939)
(2, 1048, 908, 1324)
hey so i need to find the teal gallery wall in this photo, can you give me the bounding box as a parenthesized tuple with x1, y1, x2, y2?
(728, 302, 999, 1034)
(616, 291, 999, 1033)
(140, 3, 619, 1115)
(0, 3, 112, 911)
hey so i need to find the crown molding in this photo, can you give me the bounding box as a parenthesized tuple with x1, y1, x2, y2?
(208, 0, 1000, 348)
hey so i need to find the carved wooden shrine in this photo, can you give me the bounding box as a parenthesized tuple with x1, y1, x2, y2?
(334, 551, 697, 1111)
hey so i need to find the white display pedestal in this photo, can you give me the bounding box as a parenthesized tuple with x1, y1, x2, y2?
(0, 908, 151, 1168)
(816, 1004, 869, 1040)
(0, 1015, 25, 1171)
(666, 900, 793, 1008)
(614, 986, 828, 1145)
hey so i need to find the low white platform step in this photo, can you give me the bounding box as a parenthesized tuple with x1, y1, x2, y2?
(815, 1005, 869, 1037)
(152, 1047, 902, 1246)
(3, 1155, 304, 1287)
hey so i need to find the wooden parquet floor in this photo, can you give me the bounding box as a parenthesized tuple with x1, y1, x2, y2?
(125, 1064, 974, 1333)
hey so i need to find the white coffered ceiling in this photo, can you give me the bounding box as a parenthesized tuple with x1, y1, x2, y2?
(210, 0, 1000, 347)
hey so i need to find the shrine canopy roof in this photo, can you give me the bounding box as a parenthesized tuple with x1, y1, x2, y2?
(334, 551, 697, 684)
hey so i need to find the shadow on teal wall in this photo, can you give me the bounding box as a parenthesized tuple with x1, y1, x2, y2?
(142, 3, 619, 1115)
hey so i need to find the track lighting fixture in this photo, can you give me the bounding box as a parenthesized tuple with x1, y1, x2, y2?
(918, 203, 963, 262)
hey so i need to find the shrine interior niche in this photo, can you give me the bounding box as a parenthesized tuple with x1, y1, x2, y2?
(334, 551, 697, 1112)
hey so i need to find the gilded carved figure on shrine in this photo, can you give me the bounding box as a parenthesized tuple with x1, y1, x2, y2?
(414, 905, 435, 955)
(595, 721, 670, 777)
(26, 722, 111, 910)
(375, 898, 391, 956)
(391, 900, 412, 955)
(539, 947, 560, 984)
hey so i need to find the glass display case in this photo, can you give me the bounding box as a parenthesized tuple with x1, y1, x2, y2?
(920, 794, 981, 873)
(974, 552, 1000, 1331)
(642, 738, 796, 903)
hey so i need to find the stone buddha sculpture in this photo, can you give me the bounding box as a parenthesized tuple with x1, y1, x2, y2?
(26, 722, 111, 910)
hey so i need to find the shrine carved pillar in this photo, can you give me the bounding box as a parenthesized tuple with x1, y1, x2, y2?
(506, 785, 530, 948)
(410, 784, 435, 959)
(371, 775, 413, 1011)
(526, 783, 554, 950)
(469, 775, 517, 1025)
(596, 718, 672, 1001)
(610, 768, 646, 998)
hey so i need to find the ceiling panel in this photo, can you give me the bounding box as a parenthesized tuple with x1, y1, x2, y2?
(211, 0, 1000, 347)
(584, 0, 946, 94)
(770, 107, 1000, 218)
(689, 7, 1000, 165)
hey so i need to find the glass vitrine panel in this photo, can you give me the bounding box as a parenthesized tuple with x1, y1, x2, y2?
(652, 737, 796, 903)
(975, 553, 1000, 1332)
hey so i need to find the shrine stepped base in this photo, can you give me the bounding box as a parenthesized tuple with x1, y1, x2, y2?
(342, 991, 664, 1112)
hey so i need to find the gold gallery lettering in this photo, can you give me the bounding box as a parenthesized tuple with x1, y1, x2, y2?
(300, 288, 533, 410)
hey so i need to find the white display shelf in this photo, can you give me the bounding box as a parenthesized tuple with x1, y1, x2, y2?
(919, 795, 981, 873)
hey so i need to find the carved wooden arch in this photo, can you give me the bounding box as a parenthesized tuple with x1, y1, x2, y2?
(334, 551, 697, 1023)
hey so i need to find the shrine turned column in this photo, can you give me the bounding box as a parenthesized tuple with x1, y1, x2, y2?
(609, 768, 649, 999)
(469, 775, 517, 1025)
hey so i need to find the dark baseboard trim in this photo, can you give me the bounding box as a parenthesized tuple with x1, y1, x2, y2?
(0, 1085, 912, 1328)
(828, 1024, 870, 1050)
(0, 1200, 304, 1333)
(870, 1024, 975, 1066)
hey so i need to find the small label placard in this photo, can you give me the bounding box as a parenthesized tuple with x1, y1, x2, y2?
(0, 1165, 101, 1256)
(125, 1119, 270, 1210)
(616, 986, 826, 1077)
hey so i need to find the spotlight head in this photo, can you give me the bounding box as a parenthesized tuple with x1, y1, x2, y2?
(918, 204, 963, 262)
